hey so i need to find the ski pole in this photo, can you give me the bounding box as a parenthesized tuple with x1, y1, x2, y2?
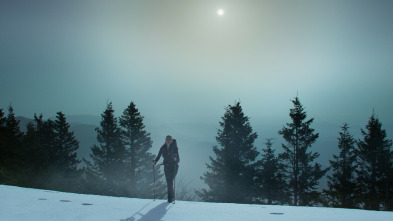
(153, 164, 156, 201)
(153, 162, 163, 201)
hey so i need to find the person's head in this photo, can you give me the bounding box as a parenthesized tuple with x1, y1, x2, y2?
(165, 135, 173, 146)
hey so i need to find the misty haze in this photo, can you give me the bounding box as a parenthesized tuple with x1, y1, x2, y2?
(1, 0, 393, 213)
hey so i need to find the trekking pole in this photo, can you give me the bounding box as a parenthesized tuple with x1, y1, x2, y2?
(153, 162, 163, 201)
(153, 164, 156, 201)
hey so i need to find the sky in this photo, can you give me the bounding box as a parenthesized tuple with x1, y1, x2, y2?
(1, 0, 393, 134)
(2, 185, 393, 221)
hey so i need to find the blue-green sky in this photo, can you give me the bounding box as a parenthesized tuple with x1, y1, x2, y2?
(1, 0, 393, 129)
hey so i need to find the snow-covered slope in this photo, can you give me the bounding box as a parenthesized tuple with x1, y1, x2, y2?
(1, 185, 392, 221)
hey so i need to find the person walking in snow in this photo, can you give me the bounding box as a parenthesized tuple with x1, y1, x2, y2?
(152, 135, 180, 203)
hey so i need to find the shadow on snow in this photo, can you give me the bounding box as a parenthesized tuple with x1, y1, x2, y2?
(121, 201, 173, 221)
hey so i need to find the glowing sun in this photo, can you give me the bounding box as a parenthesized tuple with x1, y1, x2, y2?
(217, 9, 224, 16)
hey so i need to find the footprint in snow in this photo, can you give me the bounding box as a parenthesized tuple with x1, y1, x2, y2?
(38, 198, 92, 205)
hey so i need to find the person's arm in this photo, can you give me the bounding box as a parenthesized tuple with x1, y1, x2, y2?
(153, 146, 163, 164)
(174, 146, 180, 163)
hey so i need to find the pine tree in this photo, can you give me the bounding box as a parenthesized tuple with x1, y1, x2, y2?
(0, 107, 51, 188)
(0, 109, 6, 183)
(0, 108, 11, 183)
(31, 113, 66, 191)
(387, 157, 393, 211)
(324, 123, 359, 208)
(199, 102, 258, 203)
(18, 122, 50, 188)
(278, 96, 327, 206)
(255, 138, 288, 204)
(0, 109, 5, 131)
(84, 102, 126, 196)
(31, 113, 83, 191)
(34, 114, 57, 169)
(49, 112, 83, 192)
(119, 101, 164, 198)
(0, 106, 24, 184)
(356, 113, 393, 210)
(54, 112, 81, 174)
(4, 106, 24, 155)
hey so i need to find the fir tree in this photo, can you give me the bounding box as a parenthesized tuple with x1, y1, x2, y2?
(0, 109, 7, 183)
(0, 106, 24, 184)
(53, 112, 81, 174)
(34, 114, 57, 169)
(255, 138, 288, 204)
(32, 114, 65, 191)
(18, 122, 50, 188)
(119, 101, 164, 198)
(0, 107, 50, 187)
(31, 113, 82, 191)
(278, 96, 327, 206)
(324, 123, 359, 208)
(356, 113, 393, 210)
(4, 106, 24, 154)
(387, 158, 393, 211)
(50, 112, 83, 192)
(85, 102, 126, 196)
(199, 102, 258, 203)
(0, 108, 5, 132)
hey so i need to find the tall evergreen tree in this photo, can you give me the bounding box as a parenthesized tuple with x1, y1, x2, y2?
(0, 109, 7, 183)
(53, 112, 81, 174)
(199, 102, 258, 203)
(34, 114, 57, 169)
(119, 101, 164, 198)
(85, 102, 127, 196)
(29, 113, 82, 191)
(4, 106, 24, 156)
(0, 107, 50, 187)
(324, 123, 359, 208)
(255, 138, 288, 204)
(387, 156, 393, 211)
(0, 106, 24, 184)
(49, 112, 83, 192)
(278, 96, 327, 206)
(18, 122, 50, 188)
(0, 109, 5, 132)
(356, 113, 393, 210)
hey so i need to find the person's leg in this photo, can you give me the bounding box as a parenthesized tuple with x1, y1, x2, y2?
(172, 165, 179, 201)
(168, 178, 174, 201)
(167, 165, 180, 202)
(164, 166, 172, 202)
(169, 165, 179, 202)
(164, 164, 179, 202)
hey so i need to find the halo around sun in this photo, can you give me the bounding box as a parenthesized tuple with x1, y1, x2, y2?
(217, 9, 224, 16)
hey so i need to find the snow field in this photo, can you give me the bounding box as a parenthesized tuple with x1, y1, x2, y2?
(1, 185, 392, 221)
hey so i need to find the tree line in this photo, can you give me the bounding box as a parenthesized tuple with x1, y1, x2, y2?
(1, 97, 392, 211)
(0, 102, 165, 198)
(198, 97, 393, 211)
